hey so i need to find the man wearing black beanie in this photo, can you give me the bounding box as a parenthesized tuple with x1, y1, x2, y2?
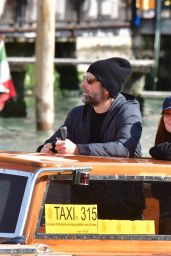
(37, 57, 145, 220)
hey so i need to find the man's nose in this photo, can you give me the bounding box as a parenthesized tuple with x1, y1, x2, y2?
(81, 79, 87, 89)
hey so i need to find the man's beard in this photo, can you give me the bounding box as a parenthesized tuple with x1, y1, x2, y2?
(81, 93, 103, 106)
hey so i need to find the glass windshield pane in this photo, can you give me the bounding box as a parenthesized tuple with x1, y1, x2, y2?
(0, 173, 27, 233)
(37, 178, 162, 238)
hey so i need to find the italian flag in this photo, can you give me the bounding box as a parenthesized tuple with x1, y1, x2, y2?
(0, 40, 16, 111)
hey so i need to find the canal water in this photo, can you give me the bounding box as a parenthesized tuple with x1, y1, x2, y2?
(0, 96, 163, 157)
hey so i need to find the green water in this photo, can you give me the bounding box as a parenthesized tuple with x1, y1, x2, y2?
(0, 96, 163, 157)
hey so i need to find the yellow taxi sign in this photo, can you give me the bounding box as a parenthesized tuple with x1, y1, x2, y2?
(45, 204, 98, 234)
(45, 204, 155, 235)
(98, 220, 155, 234)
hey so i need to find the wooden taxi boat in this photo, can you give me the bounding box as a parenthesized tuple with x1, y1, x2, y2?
(0, 151, 170, 255)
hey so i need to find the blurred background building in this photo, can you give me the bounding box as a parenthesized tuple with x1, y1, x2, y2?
(0, 0, 171, 116)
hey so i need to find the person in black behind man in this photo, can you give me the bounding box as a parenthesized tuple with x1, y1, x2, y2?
(149, 96, 171, 234)
(37, 57, 145, 220)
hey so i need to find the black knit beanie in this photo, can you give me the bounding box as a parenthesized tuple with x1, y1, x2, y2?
(87, 57, 132, 98)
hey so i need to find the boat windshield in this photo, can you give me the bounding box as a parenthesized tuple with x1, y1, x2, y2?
(0, 169, 32, 238)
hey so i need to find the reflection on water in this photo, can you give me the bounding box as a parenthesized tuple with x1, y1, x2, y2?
(0, 96, 163, 157)
(0, 96, 81, 153)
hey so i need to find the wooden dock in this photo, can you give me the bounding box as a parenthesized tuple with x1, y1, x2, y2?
(7, 57, 155, 68)
(139, 91, 170, 99)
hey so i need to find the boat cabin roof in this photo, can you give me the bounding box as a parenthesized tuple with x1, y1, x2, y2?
(0, 151, 170, 178)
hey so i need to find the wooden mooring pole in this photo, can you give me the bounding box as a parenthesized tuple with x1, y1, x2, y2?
(35, 0, 55, 130)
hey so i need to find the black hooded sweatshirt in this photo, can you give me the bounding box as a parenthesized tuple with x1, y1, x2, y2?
(37, 93, 142, 157)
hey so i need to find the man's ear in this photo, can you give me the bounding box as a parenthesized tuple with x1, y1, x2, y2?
(103, 88, 110, 98)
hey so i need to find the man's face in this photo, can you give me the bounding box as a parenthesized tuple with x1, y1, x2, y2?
(164, 109, 171, 133)
(81, 72, 108, 106)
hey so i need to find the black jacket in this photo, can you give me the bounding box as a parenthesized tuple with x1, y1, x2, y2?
(37, 93, 142, 157)
(149, 142, 171, 160)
